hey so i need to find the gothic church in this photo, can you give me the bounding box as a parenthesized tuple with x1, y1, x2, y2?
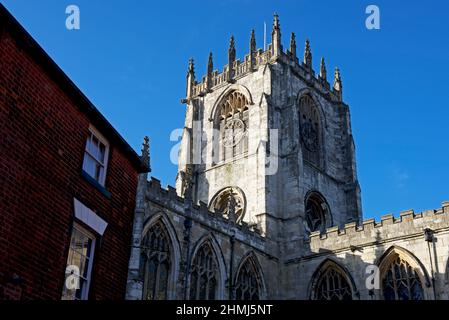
(125, 15, 449, 300)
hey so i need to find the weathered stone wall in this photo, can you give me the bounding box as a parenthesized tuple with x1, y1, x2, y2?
(130, 18, 448, 300)
(175, 49, 361, 257)
(286, 202, 449, 300)
(127, 178, 281, 300)
(262, 55, 363, 268)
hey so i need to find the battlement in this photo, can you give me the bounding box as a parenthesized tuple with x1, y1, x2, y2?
(145, 177, 265, 245)
(309, 202, 449, 252)
(185, 14, 343, 103)
(191, 48, 272, 97)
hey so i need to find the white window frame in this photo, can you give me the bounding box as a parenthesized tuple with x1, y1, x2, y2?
(82, 125, 110, 186)
(62, 223, 96, 300)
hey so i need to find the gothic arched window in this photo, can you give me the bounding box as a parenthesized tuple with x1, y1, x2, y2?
(299, 94, 321, 166)
(314, 265, 353, 300)
(381, 254, 424, 300)
(189, 243, 219, 300)
(310, 260, 356, 301)
(214, 91, 250, 163)
(142, 222, 171, 300)
(304, 192, 330, 233)
(235, 258, 261, 300)
(209, 187, 246, 222)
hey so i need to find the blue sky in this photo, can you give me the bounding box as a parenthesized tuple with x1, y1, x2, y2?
(2, 0, 449, 221)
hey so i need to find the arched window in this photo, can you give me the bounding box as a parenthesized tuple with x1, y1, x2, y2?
(299, 94, 321, 166)
(304, 192, 330, 233)
(209, 187, 246, 222)
(189, 243, 219, 300)
(381, 254, 424, 300)
(310, 260, 354, 300)
(214, 91, 250, 163)
(235, 257, 262, 300)
(142, 222, 171, 300)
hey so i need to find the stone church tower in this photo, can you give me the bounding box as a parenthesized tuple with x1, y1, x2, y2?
(127, 14, 449, 300)
(175, 14, 362, 247)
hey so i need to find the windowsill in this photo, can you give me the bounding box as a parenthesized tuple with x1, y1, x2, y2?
(81, 170, 112, 199)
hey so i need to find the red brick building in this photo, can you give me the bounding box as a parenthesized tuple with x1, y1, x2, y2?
(0, 4, 149, 300)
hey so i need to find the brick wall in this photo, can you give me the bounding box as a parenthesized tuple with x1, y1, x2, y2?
(0, 16, 140, 300)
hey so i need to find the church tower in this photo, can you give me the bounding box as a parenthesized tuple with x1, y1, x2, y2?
(176, 14, 362, 257)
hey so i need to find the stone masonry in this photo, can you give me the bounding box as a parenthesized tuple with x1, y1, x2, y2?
(126, 14, 449, 300)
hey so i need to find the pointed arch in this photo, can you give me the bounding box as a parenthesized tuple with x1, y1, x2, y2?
(210, 85, 254, 164)
(141, 212, 181, 300)
(296, 88, 326, 168)
(309, 258, 357, 300)
(296, 88, 327, 128)
(188, 233, 227, 300)
(209, 84, 254, 122)
(377, 245, 431, 300)
(234, 251, 266, 300)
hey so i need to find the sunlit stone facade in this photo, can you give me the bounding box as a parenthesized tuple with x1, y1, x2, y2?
(126, 15, 449, 300)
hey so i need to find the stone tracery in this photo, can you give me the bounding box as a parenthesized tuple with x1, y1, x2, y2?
(209, 187, 246, 222)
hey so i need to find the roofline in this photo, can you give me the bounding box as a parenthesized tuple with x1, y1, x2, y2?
(0, 4, 150, 173)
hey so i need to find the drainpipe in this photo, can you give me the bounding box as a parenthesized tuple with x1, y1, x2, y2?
(424, 228, 437, 299)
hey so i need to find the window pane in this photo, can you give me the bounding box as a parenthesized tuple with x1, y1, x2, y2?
(61, 226, 95, 300)
(235, 261, 260, 301)
(83, 155, 96, 178)
(189, 244, 218, 300)
(83, 130, 108, 185)
(98, 143, 106, 163)
(382, 256, 424, 300)
(314, 267, 352, 301)
(143, 223, 172, 300)
(146, 259, 157, 300)
(95, 163, 102, 182)
(157, 261, 169, 300)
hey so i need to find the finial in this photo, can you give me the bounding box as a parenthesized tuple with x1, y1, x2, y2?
(271, 13, 282, 58)
(333, 67, 343, 100)
(229, 35, 236, 54)
(186, 58, 195, 100)
(206, 52, 214, 90)
(207, 52, 213, 74)
(141, 136, 151, 170)
(320, 57, 327, 81)
(188, 58, 195, 76)
(273, 12, 280, 30)
(228, 35, 236, 80)
(250, 29, 256, 53)
(249, 30, 257, 70)
(228, 35, 236, 62)
(289, 32, 297, 59)
(304, 39, 312, 68)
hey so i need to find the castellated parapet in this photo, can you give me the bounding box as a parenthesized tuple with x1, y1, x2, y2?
(308, 202, 449, 253)
(128, 13, 449, 300)
(187, 20, 343, 104)
(146, 177, 266, 250)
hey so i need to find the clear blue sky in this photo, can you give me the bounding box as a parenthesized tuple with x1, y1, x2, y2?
(2, 0, 449, 221)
